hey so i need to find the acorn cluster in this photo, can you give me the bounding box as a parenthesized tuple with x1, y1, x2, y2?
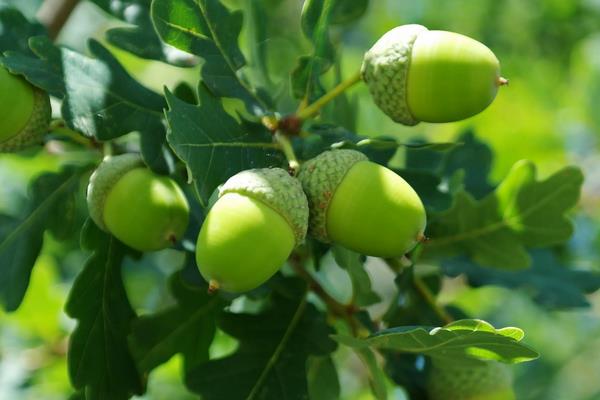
(82, 24, 505, 294)
(191, 24, 505, 292)
(78, 23, 511, 396)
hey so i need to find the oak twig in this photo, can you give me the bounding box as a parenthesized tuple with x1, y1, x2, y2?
(37, 0, 80, 40)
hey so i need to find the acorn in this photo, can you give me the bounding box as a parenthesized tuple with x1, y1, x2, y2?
(196, 168, 309, 293)
(427, 360, 516, 400)
(0, 66, 51, 152)
(86, 154, 190, 252)
(361, 24, 506, 125)
(298, 149, 426, 258)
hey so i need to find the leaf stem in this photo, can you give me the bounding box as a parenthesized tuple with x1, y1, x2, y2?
(296, 71, 362, 121)
(49, 121, 98, 149)
(412, 275, 454, 325)
(37, 0, 80, 40)
(274, 132, 300, 174)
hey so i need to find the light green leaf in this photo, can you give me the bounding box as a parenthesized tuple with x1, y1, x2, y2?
(333, 319, 539, 365)
(425, 160, 583, 269)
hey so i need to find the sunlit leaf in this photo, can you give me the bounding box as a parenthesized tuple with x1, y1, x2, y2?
(334, 319, 539, 365)
(424, 160, 583, 269)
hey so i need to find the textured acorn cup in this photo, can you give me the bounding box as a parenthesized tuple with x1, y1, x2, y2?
(86, 154, 190, 252)
(298, 149, 426, 258)
(196, 168, 309, 293)
(0, 66, 51, 152)
(361, 24, 506, 125)
(427, 360, 516, 400)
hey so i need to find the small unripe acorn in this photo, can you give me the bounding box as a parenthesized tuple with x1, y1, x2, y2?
(0, 66, 51, 152)
(361, 24, 506, 125)
(87, 154, 190, 252)
(298, 149, 426, 258)
(427, 360, 516, 400)
(196, 168, 309, 293)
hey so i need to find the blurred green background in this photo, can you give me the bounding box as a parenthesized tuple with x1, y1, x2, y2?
(1, 0, 600, 399)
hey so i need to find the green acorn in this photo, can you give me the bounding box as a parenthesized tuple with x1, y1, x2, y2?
(298, 149, 426, 258)
(361, 24, 506, 125)
(196, 168, 309, 293)
(86, 154, 190, 252)
(0, 66, 51, 152)
(427, 360, 516, 400)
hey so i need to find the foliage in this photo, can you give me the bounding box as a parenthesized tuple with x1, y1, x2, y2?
(0, 1, 598, 399)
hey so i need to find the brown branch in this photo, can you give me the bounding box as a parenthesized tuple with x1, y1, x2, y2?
(289, 254, 362, 336)
(37, 0, 81, 40)
(412, 275, 454, 325)
(384, 258, 454, 326)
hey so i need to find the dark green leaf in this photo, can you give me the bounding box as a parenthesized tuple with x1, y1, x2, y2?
(151, 0, 269, 112)
(185, 278, 337, 400)
(332, 245, 380, 307)
(130, 268, 223, 373)
(307, 356, 340, 400)
(92, 0, 198, 67)
(330, 0, 369, 25)
(0, 168, 82, 311)
(443, 250, 600, 309)
(406, 130, 494, 199)
(89, 0, 150, 21)
(173, 81, 198, 104)
(384, 353, 429, 400)
(0, 7, 45, 55)
(65, 222, 144, 399)
(164, 85, 282, 208)
(0, 37, 166, 142)
(243, 0, 272, 89)
(139, 120, 175, 175)
(355, 347, 388, 400)
(334, 319, 539, 365)
(425, 160, 583, 269)
(383, 266, 450, 327)
(291, 0, 337, 100)
(90, 0, 195, 66)
(398, 169, 453, 212)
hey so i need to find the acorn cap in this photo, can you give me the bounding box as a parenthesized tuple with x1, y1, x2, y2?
(361, 24, 428, 125)
(87, 153, 144, 231)
(297, 149, 368, 242)
(219, 168, 309, 246)
(0, 89, 51, 152)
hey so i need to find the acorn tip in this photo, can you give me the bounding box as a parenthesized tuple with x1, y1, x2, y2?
(497, 77, 509, 87)
(208, 280, 220, 294)
(417, 233, 428, 243)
